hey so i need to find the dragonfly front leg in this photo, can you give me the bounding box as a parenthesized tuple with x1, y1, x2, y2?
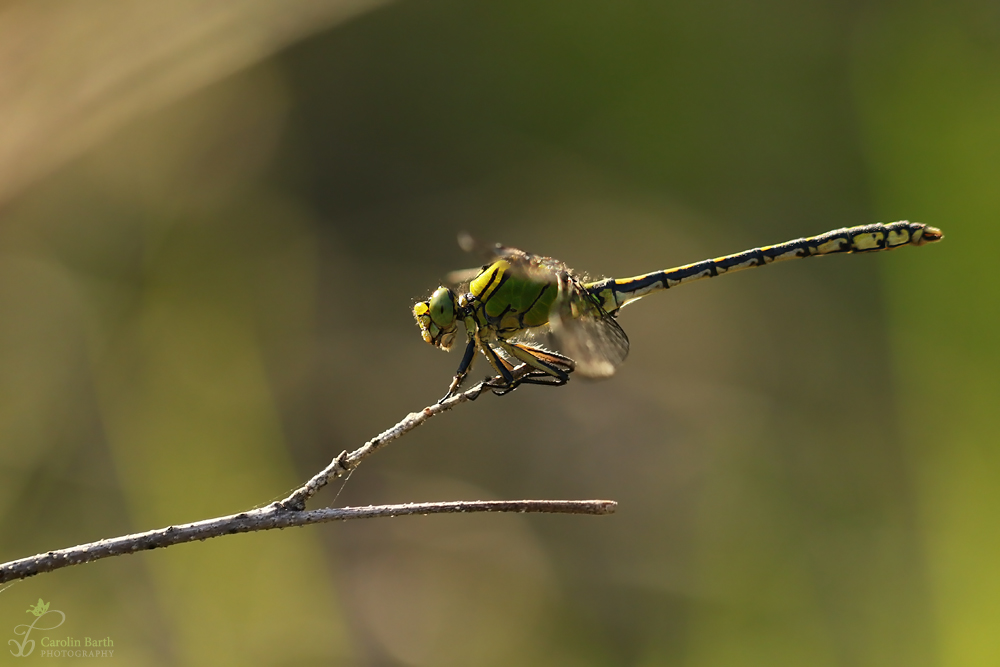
(442, 335, 479, 401)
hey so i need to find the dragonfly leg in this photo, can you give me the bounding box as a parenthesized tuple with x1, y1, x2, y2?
(488, 371, 568, 395)
(442, 335, 479, 401)
(499, 341, 574, 376)
(478, 340, 518, 388)
(481, 341, 516, 381)
(486, 341, 575, 395)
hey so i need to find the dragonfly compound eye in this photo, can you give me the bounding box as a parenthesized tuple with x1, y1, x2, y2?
(413, 287, 459, 349)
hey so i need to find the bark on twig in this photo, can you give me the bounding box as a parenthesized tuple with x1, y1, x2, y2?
(0, 499, 615, 583)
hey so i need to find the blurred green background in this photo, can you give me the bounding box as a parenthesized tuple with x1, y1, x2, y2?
(0, 0, 996, 665)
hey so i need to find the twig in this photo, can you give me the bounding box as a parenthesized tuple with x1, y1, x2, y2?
(0, 365, 615, 584)
(0, 499, 615, 583)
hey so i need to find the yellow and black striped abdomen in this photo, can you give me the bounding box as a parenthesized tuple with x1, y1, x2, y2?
(587, 221, 943, 312)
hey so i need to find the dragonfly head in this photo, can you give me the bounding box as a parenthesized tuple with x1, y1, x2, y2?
(413, 287, 459, 350)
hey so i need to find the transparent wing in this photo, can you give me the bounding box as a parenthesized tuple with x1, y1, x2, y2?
(444, 266, 486, 287)
(458, 232, 569, 283)
(549, 276, 630, 378)
(447, 234, 554, 288)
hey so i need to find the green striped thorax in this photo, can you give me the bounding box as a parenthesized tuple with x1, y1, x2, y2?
(467, 260, 559, 334)
(413, 286, 460, 350)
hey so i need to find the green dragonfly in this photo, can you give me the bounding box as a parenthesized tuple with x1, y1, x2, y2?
(413, 221, 943, 399)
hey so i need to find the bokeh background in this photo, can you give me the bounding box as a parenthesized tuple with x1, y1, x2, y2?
(0, 1, 996, 665)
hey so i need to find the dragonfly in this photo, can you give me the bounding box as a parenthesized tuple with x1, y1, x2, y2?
(413, 221, 943, 399)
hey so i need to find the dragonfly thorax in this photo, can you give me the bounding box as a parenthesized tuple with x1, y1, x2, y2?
(413, 286, 460, 350)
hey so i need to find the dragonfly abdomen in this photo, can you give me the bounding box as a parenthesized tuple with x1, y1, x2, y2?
(589, 221, 942, 312)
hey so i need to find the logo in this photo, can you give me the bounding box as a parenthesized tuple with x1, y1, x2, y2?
(25, 600, 50, 618)
(9, 599, 114, 658)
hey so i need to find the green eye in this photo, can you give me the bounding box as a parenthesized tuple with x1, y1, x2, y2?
(429, 288, 455, 326)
